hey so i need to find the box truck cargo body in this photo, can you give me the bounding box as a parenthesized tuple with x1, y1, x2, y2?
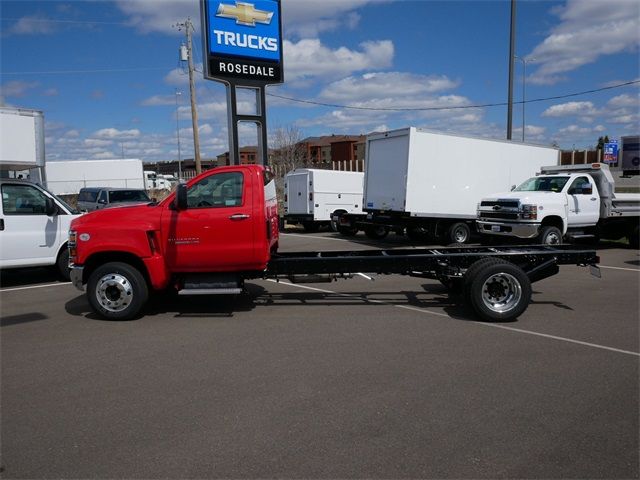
(284, 169, 364, 232)
(0, 107, 45, 172)
(621, 135, 639, 176)
(43, 159, 145, 195)
(337, 128, 560, 243)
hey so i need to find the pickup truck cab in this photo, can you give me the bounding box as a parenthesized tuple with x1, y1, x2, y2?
(1, 179, 81, 279)
(477, 163, 640, 247)
(69, 165, 279, 319)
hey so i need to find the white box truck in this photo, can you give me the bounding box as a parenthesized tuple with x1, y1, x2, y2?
(477, 163, 640, 247)
(284, 168, 364, 232)
(621, 135, 639, 176)
(0, 106, 45, 175)
(336, 127, 560, 243)
(43, 159, 145, 195)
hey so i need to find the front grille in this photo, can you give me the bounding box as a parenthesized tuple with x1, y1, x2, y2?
(478, 211, 519, 220)
(480, 200, 519, 208)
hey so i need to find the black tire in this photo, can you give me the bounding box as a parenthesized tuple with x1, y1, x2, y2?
(628, 224, 639, 249)
(302, 221, 319, 233)
(330, 210, 346, 232)
(337, 225, 358, 236)
(55, 246, 70, 281)
(538, 226, 563, 245)
(87, 262, 149, 320)
(445, 222, 471, 245)
(463, 257, 509, 305)
(364, 225, 389, 240)
(468, 261, 532, 322)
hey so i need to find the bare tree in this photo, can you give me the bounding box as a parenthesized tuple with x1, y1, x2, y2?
(269, 125, 308, 177)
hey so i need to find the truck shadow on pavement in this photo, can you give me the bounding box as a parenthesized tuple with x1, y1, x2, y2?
(0, 267, 62, 288)
(64, 282, 574, 324)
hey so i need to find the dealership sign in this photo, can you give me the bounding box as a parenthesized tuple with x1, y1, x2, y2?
(201, 0, 283, 84)
(603, 140, 619, 164)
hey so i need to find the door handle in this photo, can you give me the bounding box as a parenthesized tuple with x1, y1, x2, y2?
(590, 198, 597, 201)
(0, 218, 4, 231)
(229, 214, 250, 220)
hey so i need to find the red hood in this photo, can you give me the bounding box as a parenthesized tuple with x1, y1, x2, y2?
(71, 202, 163, 230)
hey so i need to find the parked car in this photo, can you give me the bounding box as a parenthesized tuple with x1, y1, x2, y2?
(0, 178, 81, 280)
(77, 187, 151, 212)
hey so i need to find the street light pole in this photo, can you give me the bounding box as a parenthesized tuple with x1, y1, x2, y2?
(175, 89, 183, 179)
(515, 55, 535, 142)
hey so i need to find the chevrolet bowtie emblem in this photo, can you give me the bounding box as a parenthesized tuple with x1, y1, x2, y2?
(216, 2, 274, 26)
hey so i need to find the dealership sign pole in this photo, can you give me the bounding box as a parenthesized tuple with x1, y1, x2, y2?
(200, 0, 283, 166)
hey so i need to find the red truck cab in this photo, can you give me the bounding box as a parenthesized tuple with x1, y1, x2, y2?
(69, 165, 279, 319)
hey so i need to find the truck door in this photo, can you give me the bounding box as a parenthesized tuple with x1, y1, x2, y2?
(566, 176, 600, 226)
(286, 172, 310, 215)
(0, 183, 61, 267)
(161, 170, 257, 271)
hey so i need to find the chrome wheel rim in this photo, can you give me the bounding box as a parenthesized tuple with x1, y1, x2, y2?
(544, 231, 561, 244)
(481, 273, 522, 313)
(453, 227, 468, 243)
(95, 273, 133, 313)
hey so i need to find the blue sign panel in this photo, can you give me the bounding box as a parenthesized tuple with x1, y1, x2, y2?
(603, 140, 619, 164)
(208, 0, 280, 61)
(201, 0, 283, 84)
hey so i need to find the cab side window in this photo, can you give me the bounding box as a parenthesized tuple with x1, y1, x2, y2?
(187, 172, 244, 209)
(98, 191, 108, 204)
(1, 184, 49, 215)
(568, 177, 593, 195)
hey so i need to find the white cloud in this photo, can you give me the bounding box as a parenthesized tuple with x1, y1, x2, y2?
(114, 0, 199, 35)
(541, 101, 598, 117)
(84, 139, 113, 148)
(7, 14, 58, 35)
(93, 128, 141, 140)
(141, 94, 178, 106)
(319, 72, 459, 102)
(528, 0, 640, 85)
(42, 88, 59, 97)
(1, 81, 39, 98)
(284, 39, 394, 83)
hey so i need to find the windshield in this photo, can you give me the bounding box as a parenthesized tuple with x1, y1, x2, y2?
(109, 190, 150, 202)
(514, 176, 570, 192)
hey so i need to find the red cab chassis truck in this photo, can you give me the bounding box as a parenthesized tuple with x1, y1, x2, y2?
(69, 165, 599, 322)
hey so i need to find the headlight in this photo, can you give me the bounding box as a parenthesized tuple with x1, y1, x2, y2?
(520, 204, 538, 220)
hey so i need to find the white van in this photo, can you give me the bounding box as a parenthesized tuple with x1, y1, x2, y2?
(1, 179, 81, 280)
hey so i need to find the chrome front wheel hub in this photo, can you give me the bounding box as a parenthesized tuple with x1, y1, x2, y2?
(95, 273, 133, 312)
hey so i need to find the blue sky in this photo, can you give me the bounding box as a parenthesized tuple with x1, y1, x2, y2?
(1, 0, 639, 162)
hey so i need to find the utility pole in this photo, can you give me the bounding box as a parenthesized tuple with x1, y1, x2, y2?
(176, 18, 202, 175)
(506, 0, 516, 140)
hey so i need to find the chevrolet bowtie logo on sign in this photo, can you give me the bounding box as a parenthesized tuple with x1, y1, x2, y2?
(216, 2, 273, 27)
(201, 0, 283, 84)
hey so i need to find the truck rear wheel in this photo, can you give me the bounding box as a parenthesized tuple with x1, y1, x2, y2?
(87, 262, 148, 320)
(468, 261, 532, 322)
(445, 222, 471, 244)
(364, 225, 389, 239)
(538, 226, 563, 245)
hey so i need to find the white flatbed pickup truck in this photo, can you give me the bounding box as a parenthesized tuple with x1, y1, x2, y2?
(477, 163, 640, 248)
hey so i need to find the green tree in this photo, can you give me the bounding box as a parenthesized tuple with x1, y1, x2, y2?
(596, 135, 610, 150)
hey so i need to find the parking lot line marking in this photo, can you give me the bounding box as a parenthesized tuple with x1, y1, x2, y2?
(267, 280, 639, 358)
(599, 265, 640, 273)
(282, 233, 352, 243)
(0, 282, 70, 293)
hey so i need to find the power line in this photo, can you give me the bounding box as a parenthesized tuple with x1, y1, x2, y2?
(1, 17, 130, 26)
(266, 79, 640, 112)
(1, 67, 169, 75)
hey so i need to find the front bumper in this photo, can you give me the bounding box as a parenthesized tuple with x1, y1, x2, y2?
(70, 265, 85, 291)
(477, 220, 541, 239)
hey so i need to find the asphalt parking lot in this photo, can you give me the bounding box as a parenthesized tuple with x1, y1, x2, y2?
(1, 231, 638, 479)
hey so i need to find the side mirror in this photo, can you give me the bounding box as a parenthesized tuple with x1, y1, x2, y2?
(45, 197, 57, 216)
(510, 185, 516, 191)
(583, 185, 593, 195)
(175, 183, 188, 210)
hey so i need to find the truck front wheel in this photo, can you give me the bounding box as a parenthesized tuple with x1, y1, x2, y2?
(87, 262, 149, 320)
(445, 222, 471, 245)
(364, 225, 389, 239)
(538, 226, 563, 245)
(468, 261, 532, 322)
